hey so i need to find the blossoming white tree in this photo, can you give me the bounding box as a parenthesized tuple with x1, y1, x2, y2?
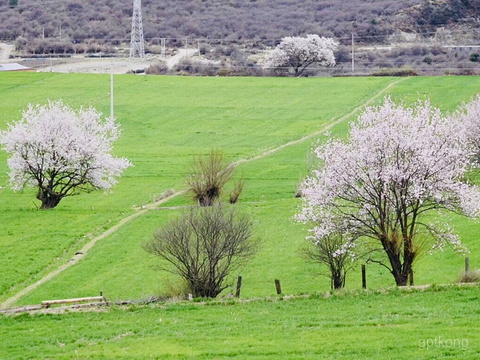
(0, 100, 132, 209)
(298, 98, 480, 286)
(304, 232, 356, 289)
(268, 34, 337, 76)
(454, 95, 480, 162)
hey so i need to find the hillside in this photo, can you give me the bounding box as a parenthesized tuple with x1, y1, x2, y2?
(1, 72, 480, 358)
(0, 0, 421, 44)
(2, 0, 479, 48)
(0, 74, 479, 307)
(2, 1, 480, 76)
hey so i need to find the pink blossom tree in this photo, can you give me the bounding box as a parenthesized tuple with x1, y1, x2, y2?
(0, 100, 132, 209)
(297, 98, 480, 286)
(268, 34, 337, 76)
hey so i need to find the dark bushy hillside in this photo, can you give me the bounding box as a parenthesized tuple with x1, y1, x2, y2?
(0, 0, 423, 44)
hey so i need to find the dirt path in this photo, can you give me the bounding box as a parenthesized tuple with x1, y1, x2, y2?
(34, 49, 198, 74)
(0, 77, 407, 309)
(0, 43, 14, 61)
(232, 77, 408, 166)
(166, 48, 198, 69)
(0, 191, 184, 309)
(37, 58, 152, 74)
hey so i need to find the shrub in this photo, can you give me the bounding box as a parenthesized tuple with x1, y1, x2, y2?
(146, 62, 169, 75)
(14, 36, 27, 52)
(186, 150, 235, 206)
(370, 67, 418, 76)
(457, 270, 480, 283)
(229, 180, 245, 204)
(469, 52, 479, 62)
(143, 205, 257, 298)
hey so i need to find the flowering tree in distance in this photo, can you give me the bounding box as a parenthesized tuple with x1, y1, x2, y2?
(268, 34, 337, 76)
(298, 98, 480, 286)
(0, 100, 132, 209)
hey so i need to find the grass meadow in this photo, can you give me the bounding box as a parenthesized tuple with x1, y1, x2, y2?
(0, 73, 480, 358)
(1, 286, 479, 359)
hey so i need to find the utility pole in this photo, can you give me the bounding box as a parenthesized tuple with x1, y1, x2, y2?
(110, 58, 114, 119)
(110, 72, 114, 119)
(161, 38, 166, 59)
(130, 0, 145, 58)
(42, 27, 45, 39)
(351, 33, 355, 74)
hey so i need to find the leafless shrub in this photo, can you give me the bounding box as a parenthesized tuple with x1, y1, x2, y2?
(229, 180, 245, 204)
(143, 205, 257, 298)
(146, 62, 169, 75)
(371, 67, 418, 76)
(186, 150, 234, 206)
(154, 189, 175, 202)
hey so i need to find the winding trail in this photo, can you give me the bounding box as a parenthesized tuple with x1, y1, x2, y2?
(0, 191, 184, 309)
(166, 48, 199, 69)
(0, 77, 408, 309)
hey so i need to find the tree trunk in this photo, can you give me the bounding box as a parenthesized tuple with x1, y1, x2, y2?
(37, 188, 62, 209)
(387, 251, 411, 286)
(333, 275, 344, 289)
(381, 235, 413, 286)
(392, 268, 409, 286)
(331, 269, 345, 289)
(197, 188, 219, 207)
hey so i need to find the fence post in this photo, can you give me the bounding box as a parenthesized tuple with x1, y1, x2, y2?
(275, 279, 282, 295)
(465, 257, 470, 274)
(409, 269, 414, 286)
(235, 276, 242, 298)
(362, 264, 367, 289)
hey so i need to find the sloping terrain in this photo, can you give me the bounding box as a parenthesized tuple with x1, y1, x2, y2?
(0, 0, 421, 43)
(0, 74, 479, 308)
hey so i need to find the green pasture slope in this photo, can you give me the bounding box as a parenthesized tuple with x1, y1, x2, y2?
(0, 73, 480, 358)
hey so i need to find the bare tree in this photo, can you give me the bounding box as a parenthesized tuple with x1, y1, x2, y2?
(186, 150, 236, 206)
(143, 205, 257, 298)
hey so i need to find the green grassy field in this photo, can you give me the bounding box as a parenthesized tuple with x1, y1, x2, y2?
(0, 74, 398, 303)
(1, 286, 479, 359)
(1, 74, 480, 358)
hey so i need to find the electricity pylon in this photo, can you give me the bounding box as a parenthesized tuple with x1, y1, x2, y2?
(130, 0, 145, 58)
